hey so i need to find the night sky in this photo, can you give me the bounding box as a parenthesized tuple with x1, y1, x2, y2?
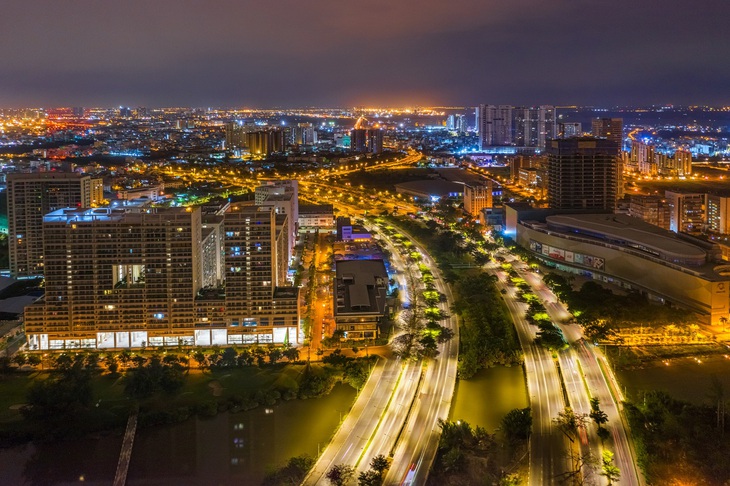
(0, 0, 728, 108)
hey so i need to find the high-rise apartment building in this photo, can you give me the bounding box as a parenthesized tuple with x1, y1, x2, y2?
(707, 195, 730, 234)
(447, 114, 467, 133)
(478, 105, 555, 150)
(546, 137, 619, 211)
(291, 123, 318, 145)
(8, 172, 104, 278)
(628, 195, 671, 230)
(464, 182, 493, 216)
(591, 118, 624, 154)
(222, 207, 298, 344)
(351, 128, 367, 152)
(255, 180, 298, 258)
(632, 141, 657, 175)
(558, 122, 582, 138)
(665, 191, 706, 233)
(513, 106, 556, 149)
(368, 129, 384, 154)
(25, 207, 203, 350)
(245, 129, 285, 156)
(477, 104, 513, 148)
(225, 121, 258, 150)
(25, 206, 300, 350)
(350, 128, 383, 154)
(201, 215, 225, 288)
(672, 150, 692, 177)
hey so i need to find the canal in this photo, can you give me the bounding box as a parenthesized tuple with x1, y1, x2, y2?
(615, 354, 730, 405)
(0, 383, 356, 485)
(449, 365, 529, 432)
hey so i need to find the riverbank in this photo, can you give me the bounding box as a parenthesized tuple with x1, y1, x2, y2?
(604, 342, 728, 370)
(0, 384, 358, 485)
(0, 355, 376, 448)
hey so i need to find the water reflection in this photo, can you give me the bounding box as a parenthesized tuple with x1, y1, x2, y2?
(616, 355, 730, 404)
(0, 384, 356, 486)
(450, 365, 528, 431)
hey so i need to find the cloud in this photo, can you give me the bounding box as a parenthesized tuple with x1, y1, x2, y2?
(0, 0, 727, 106)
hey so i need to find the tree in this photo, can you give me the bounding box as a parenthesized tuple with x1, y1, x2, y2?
(236, 348, 252, 366)
(554, 452, 597, 485)
(262, 454, 314, 486)
(84, 352, 100, 370)
(589, 397, 609, 427)
(357, 470, 380, 486)
(418, 334, 439, 359)
(499, 474, 522, 486)
(268, 346, 283, 364)
(26, 354, 42, 367)
(600, 450, 620, 485)
(54, 353, 73, 372)
(554, 407, 587, 442)
(501, 407, 532, 441)
(118, 349, 132, 368)
(23, 367, 93, 436)
(535, 324, 567, 351)
(220, 347, 238, 368)
(332, 329, 346, 344)
(326, 464, 355, 486)
(708, 374, 726, 433)
(12, 353, 27, 368)
(369, 454, 390, 478)
(106, 355, 119, 374)
(0, 356, 11, 373)
(582, 319, 616, 343)
(283, 346, 300, 362)
(193, 351, 208, 369)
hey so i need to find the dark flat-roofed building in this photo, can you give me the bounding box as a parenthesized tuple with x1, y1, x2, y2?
(546, 137, 620, 212)
(394, 180, 464, 202)
(334, 259, 388, 340)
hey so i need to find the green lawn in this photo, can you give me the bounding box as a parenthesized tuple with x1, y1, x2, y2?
(0, 363, 324, 426)
(0, 372, 43, 423)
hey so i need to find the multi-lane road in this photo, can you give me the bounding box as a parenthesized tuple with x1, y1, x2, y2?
(491, 260, 569, 485)
(384, 245, 459, 486)
(302, 357, 403, 485)
(513, 259, 643, 485)
(303, 216, 458, 485)
(297, 154, 641, 485)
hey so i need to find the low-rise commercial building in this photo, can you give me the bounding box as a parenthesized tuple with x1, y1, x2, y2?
(334, 259, 389, 340)
(298, 204, 334, 231)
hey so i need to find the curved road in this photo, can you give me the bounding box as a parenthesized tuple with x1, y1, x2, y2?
(489, 260, 569, 485)
(514, 259, 643, 486)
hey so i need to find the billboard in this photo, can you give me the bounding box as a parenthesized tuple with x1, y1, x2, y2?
(530, 240, 605, 271)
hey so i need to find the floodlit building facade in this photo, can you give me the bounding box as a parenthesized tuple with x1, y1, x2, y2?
(8, 172, 104, 278)
(464, 182, 493, 216)
(25, 206, 299, 350)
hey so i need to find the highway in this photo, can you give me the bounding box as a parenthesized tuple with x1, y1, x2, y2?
(356, 361, 422, 475)
(383, 232, 459, 486)
(302, 357, 403, 485)
(304, 197, 461, 485)
(515, 261, 643, 486)
(490, 259, 569, 485)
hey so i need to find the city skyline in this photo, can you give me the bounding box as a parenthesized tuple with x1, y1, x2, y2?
(1, 0, 729, 108)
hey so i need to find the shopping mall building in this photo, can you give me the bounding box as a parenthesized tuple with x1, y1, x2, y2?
(505, 206, 730, 325)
